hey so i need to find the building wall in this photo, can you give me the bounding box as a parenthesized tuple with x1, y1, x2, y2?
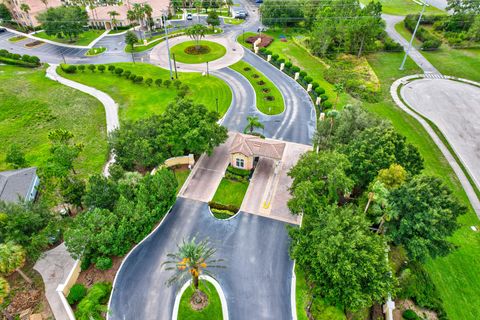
(230, 152, 253, 170)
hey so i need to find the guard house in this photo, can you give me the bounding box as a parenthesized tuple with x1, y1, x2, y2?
(229, 133, 286, 170)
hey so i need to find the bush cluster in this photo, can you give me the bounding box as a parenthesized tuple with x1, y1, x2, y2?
(208, 201, 239, 214)
(404, 15, 442, 50)
(95, 256, 113, 270)
(211, 208, 235, 218)
(226, 166, 251, 177)
(67, 284, 87, 305)
(75, 282, 112, 320)
(0, 49, 40, 67)
(402, 309, 421, 320)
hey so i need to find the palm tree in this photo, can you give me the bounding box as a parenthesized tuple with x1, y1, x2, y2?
(325, 110, 339, 134)
(132, 3, 144, 28)
(127, 9, 136, 26)
(163, 237, 223, 305)
(108, 11, 120, 30)
(185, 24, 208, 50)
(19, 3, 31, 29)
(143, 4, 153, 31)
(0, 277, 9, 304)
(333, 82, 344, 109)
(244, 115, 264, 134)
(225, 0, 233, 13)
(40, 0, 49, 9)
(0, 242, 32, 284)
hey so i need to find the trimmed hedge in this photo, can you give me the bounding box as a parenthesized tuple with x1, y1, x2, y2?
(0, 49, 40, 67)
(75, 282, 112, 320)
(95, 256, 113, 270)
(211, 208, 236, 219)
(208, 201, 239, 213)
(226, 166, 251, 177)
(67, 284, 87, 305)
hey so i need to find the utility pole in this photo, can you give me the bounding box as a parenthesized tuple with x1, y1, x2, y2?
(61, 53, 66, 64)
(400, 0, 427, 70)
(163, 14, 174, 79)
(173, 53, 178, 79)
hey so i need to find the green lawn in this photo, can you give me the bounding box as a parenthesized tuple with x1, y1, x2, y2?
(0, 65, 107, 176)
(230, 60, 285, 115)
(170, 40, 227, 64)
(223, 18, 244, 25)
(365, 51, 480, 320)
(86, 47, 106, 56)
(211, 178, 249, 208)
(174, 168, 190, 194)
(8, 35, 26, 42)
(125, 30, 186, 53)
(178, 281, 222, 320)
(57, 63, 232, 122)
(359, 0, 444, 15)
(395, 21, 480, 81)
(34, 29, 104, 46)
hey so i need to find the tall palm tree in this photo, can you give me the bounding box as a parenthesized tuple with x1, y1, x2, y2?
(143, 4, 153, 31)
(0, 242, 32, 284)
(19, 3, 31, 29)
(132, 3, 144, 28)
(108, 11, 119, 30)
(244, 115, 264, 134)
(333, 82, 344, 109)
(0, 277, 9, 304)
(163, 237, 224, 304)
(127, 9, 136, 26)
(40, 0, 49, 9)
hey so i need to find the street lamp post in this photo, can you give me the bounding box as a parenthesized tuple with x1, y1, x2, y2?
(400, 0, 428, 70)
(216, 97, 218, 113)
(163, 13, 174, 79)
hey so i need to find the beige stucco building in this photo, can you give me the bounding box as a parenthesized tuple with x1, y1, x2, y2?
(229, 133, 286, 170)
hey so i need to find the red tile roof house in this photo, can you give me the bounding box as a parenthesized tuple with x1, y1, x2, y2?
(2, 0, 171, 29)
(229, 133, 286, 170)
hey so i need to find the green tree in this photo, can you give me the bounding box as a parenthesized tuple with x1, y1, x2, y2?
(386, 175, 466, 262)
(125, 30, 138, 62)
(260, 0, 304, 27)
(0, 242, 32, 284)
(185, 24, 208, 49)
(332, 83, 344, 109)
(206, 11, 220, 30)
(0, 277, 9, 304)
(290, 205, 395, 312)
(37, 6, 89, 41)
(60, 176, 86, 210)
(447, 0, 480, 15)
(44, 129, 84, 178)
(20, 3, 31, 28)
(108, 10, 119, 30)
(6, 144, 27, 169)
(377, 163, 407, 190)
(163, 237, 224, 304)
(83, 174, 119, 211)
(0, 4, 12, 22)
(244, 115, 264, 134)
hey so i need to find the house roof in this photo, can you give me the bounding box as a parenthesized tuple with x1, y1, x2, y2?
(92, 0, 170, 21)
(230, 133, 285, 161)
(0, 167, 38, 203)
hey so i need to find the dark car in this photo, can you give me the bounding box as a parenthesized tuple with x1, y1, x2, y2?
(0, 28, 6, 33)
(186, 13, 193, 20)
(255, 0, 263, 3)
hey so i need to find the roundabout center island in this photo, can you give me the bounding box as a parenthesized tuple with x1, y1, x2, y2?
(170, 40, 227, 64)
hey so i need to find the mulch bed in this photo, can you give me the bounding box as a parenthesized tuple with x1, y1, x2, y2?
(76, 256, 123, 288)
(25, 40, 44, 48)
(184, 45, 211, 55)
(246, 35, 273, 48)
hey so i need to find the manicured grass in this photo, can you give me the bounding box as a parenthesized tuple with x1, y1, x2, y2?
(178, 281, 222, 320)
(230, 60, 285, 115)
(8, 35, 26, 42)
(223, 18, 244, 25)
(108, 29, 128, 34)
(170, 40, 227, 64)
(395, 21, 480, 81)
(359, 0, 444, 15)
(174, 169, 190, 194)
(34, 29, 104, 46)
(57, 63, 232, 122)
(211, 178, 249, 208)
(85, 47, 106, 56)
(365, 51, 480, 320)
(237, 31, 257, 49)
(0, 65, 107, 176)
(124, 30, 185, 53)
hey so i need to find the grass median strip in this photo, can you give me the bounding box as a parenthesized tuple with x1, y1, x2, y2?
(34, 29, 104, 46)
(57, 62, 232, 122)
(230, 60, 285, 115)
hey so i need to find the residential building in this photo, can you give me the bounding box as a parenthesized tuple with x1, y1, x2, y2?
(0, 167, 40, 203)
(229, 133, 285, 170)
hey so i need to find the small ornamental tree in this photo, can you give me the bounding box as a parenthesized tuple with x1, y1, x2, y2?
(98, 65, 106, 73)
(164, 79, 171, 88)
(155, 78, 163, 87)
(115, 68, 124, 76)
(78, 65, 85, 72)
(108, 65, 115, 73)
(124, 70, 131, 78)
(129, 74, 136, 81)
(134, 75, 143, 83)
(88, 64, 96, 72)
(0, 242, 32, 284)
(173, 80, 182, 89)
(145, 78, 153, 86)
(6, 144, 27, 169)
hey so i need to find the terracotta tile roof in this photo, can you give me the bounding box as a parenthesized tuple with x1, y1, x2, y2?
(230, 133, 285, 160)
(92, 0, 170, 21)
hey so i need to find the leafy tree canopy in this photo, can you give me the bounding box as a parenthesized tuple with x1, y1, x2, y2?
(37, 6, 88, 41)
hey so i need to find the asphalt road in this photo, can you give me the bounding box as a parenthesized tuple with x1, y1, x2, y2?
(401, 78, 480, 190)
(109, 197, 294, 320)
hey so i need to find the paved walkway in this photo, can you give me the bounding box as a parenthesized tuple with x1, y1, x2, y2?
(150, 34, 244, 72)
(383, 14, 441, 75)
(391, 75, 480, 218)
(33, 243, 75, 320)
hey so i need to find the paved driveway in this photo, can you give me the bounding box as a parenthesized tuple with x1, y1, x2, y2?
(108, 197, 294, 320)
(401, 78, 480, 189)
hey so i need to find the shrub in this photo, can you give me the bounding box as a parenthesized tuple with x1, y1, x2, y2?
(227, 166, 251, 177)
(271, 54, 279, 61)
(108, 65, 115, 73)
(304, 76, 313, 83)
(173, 80, 182, 89)
(402, 309, 420, 320)
(384, 38, 403, 51)
(95, 257, 113, 270)
(291, 66, 300, 73)
(88, 64, 95, 72)
(134, 75, 143, 83)
(322, 101, 333, 109)
(211, 208, 235, 218)
(97, 65, 105, 73)
(129, 73, 136, 81)
(208, 201, 239, 213)
(155, 78, 163, 87)
(422, 39, 442, 50)
(257, 80, 266, 85)
(243, 67, 251, 71)
(278, 58, 285, 64)
(78, 65, 85, 72)
(164, 79, 171, 88)
(29, 56, 40, 64)
(265, 50, 272, 56)
(115, 68, 124, 76)
(225, 172, 248, 183)
(64, 65, 77, 74)
(315, 87, 325, 95)
(299, 71, 307, 78)
(75, 282, 112, 320)
(285, 61, 292, 69)
(124, 70, 131, 78)
(67, 284, 87, 305)
(311, 82, 319, 90)
(320, 94, 328, 101)
(145, 78, 153, 86)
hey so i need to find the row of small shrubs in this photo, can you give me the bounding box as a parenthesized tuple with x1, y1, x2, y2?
(0, 49, 40, 67)
(208, 201, 239, 214)
(404, 15, 442, 50)
(258, 47, 333, 109)
(226, 165, 251, 177)
(211, 207, 235, 219)
(60, 64, 190, 96)
(225, 171, 248, 183)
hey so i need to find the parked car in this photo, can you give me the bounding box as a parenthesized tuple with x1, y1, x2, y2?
(0, 28, 6, 33)
(255, 0, 263, 3)
(186, 13, 193, 20)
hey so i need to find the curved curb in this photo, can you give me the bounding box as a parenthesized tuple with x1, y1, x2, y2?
(391, 74, 480, 218)
(171, 275, 229, 320)
(291, 262, 298, 320)
(207, 205, 240, 221)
